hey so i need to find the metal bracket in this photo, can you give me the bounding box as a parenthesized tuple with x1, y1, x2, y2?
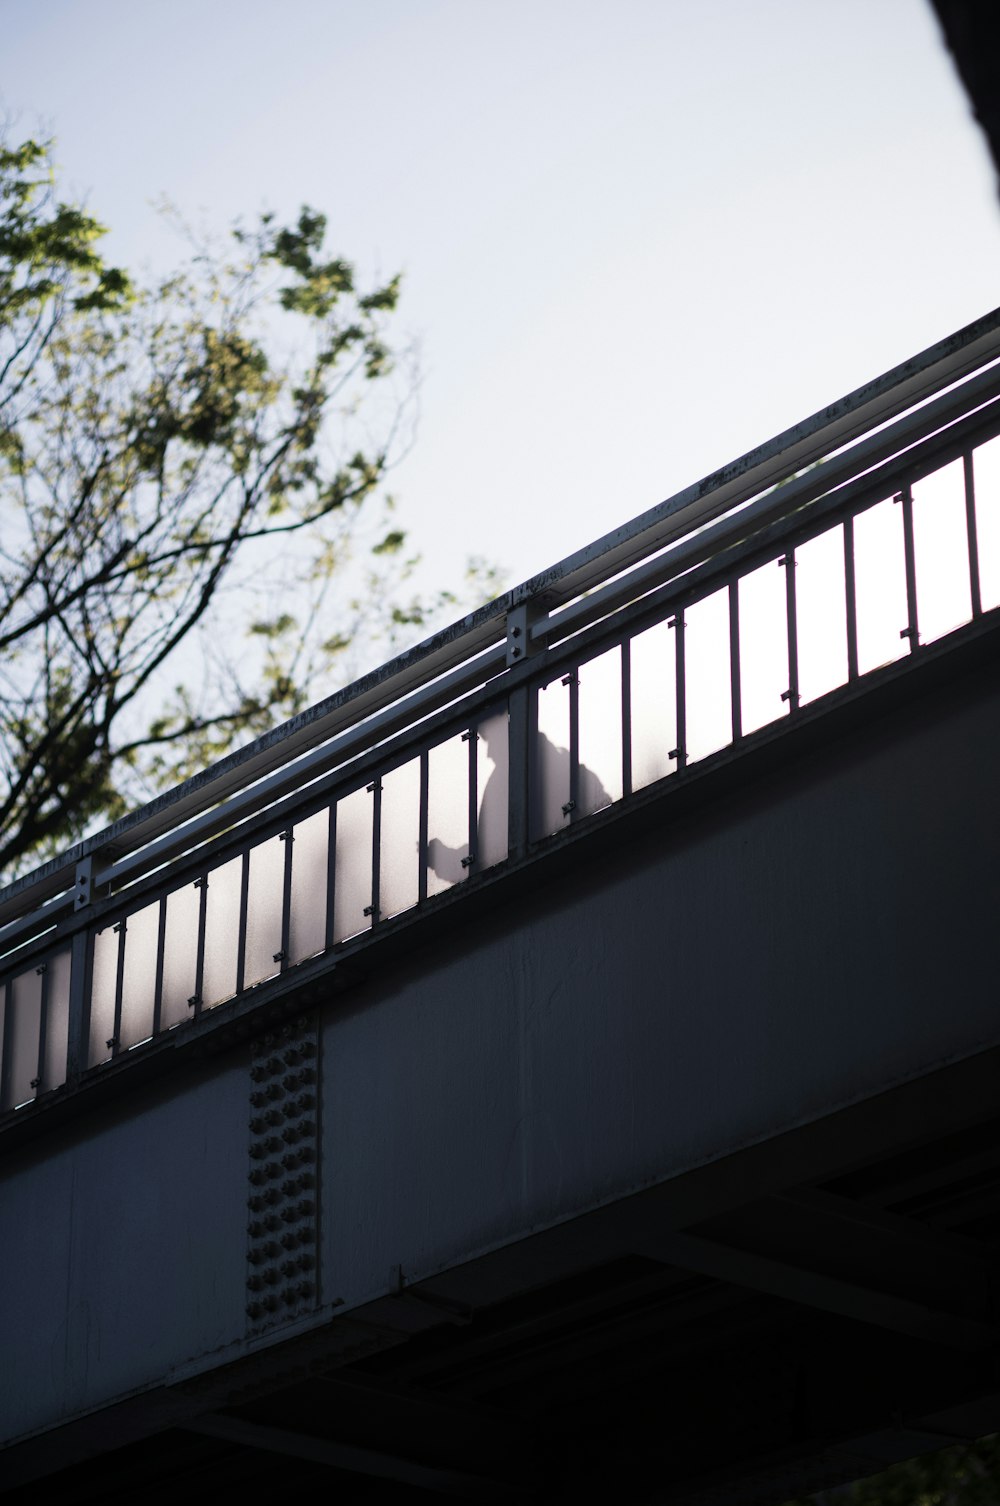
(506, 600, 550, 667)
(74, 856, 94, 911)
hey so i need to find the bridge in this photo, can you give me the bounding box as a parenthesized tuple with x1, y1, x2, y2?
(2, 310, 1000, 1502)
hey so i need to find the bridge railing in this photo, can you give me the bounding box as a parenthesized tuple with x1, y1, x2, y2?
(3, 311, 1000, 1114)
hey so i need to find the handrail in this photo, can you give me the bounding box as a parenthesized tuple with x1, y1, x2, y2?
(2, 310, 1000, 941)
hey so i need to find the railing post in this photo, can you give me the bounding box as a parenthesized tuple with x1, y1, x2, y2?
(507, 686, 531, 861)
(66, 921, 91, 1081)
(74, 854, 93, 912)
(506, 601, 547, 858)
(65, 854, 97, 1078)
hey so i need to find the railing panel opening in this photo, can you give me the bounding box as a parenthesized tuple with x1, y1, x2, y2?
(738, 558, 789, 736)
(89, 925, 119, 1067)
(684, 586, 732, 763)
(853, 496, 909, 675)
(796, 525, 849, 705)
(245, 836, 286, 990)
(577, 648, 622, 815)
(42, 950, 71, 1091)
(4, 967, 43, 1109)
(121, 901, 160, 1049)
(289, 809, 329, 964)
(912, 459, 973, 645)
(161, 882, 200, 1030)
(334, 786, 374, 942)
(534, 675, 572, 838)
(381, 757, 421, 920)
(427, 734, 471, 895)
(629, 619, 677, 792)
(476, 710, 509, 869)
(202, 856, 242, 1011)
(973, 435, 1000, 611)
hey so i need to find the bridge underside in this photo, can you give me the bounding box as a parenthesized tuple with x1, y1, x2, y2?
(11, 1085, 1000, 1506)
(3, 624, 1000, 1503)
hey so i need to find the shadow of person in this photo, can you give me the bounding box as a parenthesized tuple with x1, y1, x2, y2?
(428, 725, 612, 881)
(426, 716, 507, 885)
(536, 729, 612, 825)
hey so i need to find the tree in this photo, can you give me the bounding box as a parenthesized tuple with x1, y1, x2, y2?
(786, 1434, 1000, 1506)
(0, 135, 493, 880)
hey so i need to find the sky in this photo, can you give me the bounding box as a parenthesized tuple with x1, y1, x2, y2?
(3, 0, 999, 629)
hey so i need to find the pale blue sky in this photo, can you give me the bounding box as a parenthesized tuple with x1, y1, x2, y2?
(3, 0, 999, 611)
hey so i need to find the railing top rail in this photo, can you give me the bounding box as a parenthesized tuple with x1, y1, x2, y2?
(3, 305, 1000, 926)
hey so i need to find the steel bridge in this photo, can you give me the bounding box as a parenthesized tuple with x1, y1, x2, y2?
(3, 312, 1000, 1502)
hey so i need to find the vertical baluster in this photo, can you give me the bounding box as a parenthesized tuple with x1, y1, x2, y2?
(325, 804, 337, 950)
(670, 610, 687, 770)
(34, 961, 49, 1092)
(368, 779, 382, 924)
(964, 452, 983, 620)
(418, 750, 429, 904)
(897, 484, 920, 651)
(111, 922, 125, 1056)
(565, 670, 580, 821)
(236, 850, 250, 995)
(620, 638, 632, 799)
(780, 548, 800, 712)
(279, 829, 293, 972)
(843, 516, 859, 683)
(509, 685, 531, 858)
(465, 728, 479, 873)
(728, 580, 742, 741)
(192, 877, 207, 1017)
(152, 897, 166, 1038)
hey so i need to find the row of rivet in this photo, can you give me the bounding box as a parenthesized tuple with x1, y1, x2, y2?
(246, 1014, 320, 1330)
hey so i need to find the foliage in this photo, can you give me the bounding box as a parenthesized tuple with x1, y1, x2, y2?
(788, 1435, 1000, 1506)
(0, 135, 495, 879)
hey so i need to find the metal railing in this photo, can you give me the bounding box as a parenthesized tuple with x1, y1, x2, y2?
(3, 309, 1000, 1115)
